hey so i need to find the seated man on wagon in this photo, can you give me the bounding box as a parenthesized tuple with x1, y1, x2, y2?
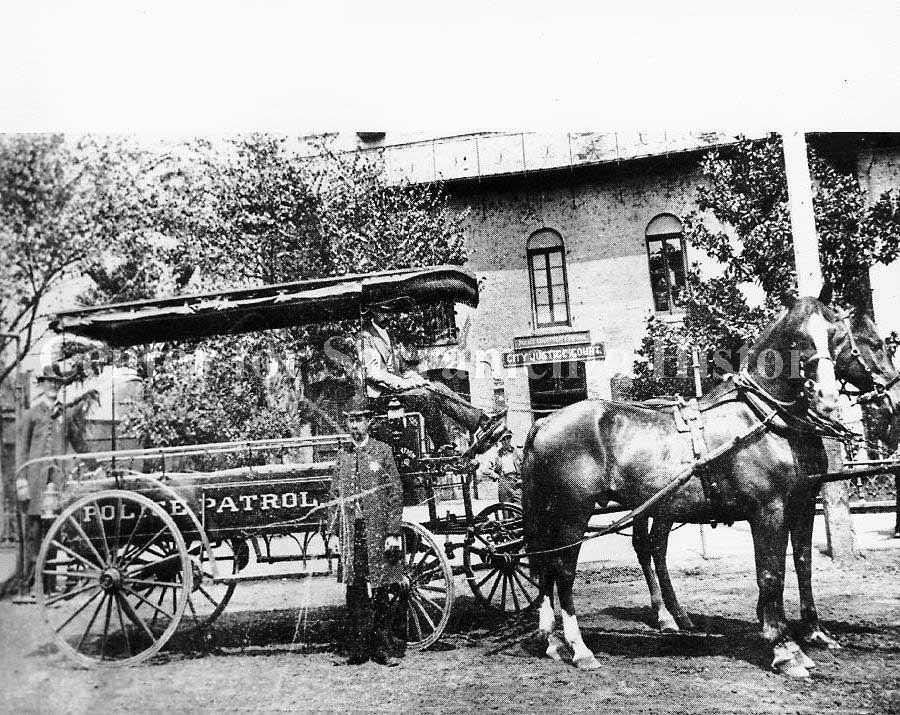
(327, 394, 407, 666)
(359, 305, 506, 456)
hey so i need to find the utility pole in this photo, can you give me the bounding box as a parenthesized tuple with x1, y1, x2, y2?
(782, 131, 859, 560)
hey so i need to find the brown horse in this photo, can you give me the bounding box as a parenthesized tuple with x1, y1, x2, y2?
(521, 293, 899, 677)
(630, 302, 900, 660)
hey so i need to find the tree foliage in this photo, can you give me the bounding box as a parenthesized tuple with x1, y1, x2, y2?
(631, 134, 900, 400)
(108, 135, 468, 449)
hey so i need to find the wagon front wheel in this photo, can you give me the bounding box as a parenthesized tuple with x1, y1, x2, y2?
(387, 521, 454, 651)
(463, 503, 540, 613)
(36, 490, 191, 667)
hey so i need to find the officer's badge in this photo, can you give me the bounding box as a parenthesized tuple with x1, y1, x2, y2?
(369, 461, 381, 473)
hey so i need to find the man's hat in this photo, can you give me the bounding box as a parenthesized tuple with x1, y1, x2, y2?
(500, 429, 513, 440)
(342, 393, 374, 417)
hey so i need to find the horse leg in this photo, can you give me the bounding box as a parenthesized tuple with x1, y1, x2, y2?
(556, 547, 602, 670)
(790, 492, 839, 652)
(649, 516, 695, 631)
(750, 508, 809, 678)
(536, 571, 571, 662)
(633, 516, 678, 631)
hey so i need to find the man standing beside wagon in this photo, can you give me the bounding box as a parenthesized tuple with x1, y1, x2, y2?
(328, 394, 406, 666)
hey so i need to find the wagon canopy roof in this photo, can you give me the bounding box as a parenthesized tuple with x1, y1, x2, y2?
(50, 265, 478, 347)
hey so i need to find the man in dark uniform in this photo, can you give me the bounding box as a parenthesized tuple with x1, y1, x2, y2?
(328, 394, 406, 665)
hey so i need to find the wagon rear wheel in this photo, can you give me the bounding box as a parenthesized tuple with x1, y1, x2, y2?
(36, 490, 191, 667)
(388, 521, 454, 651)
(463, 503, 540, 613)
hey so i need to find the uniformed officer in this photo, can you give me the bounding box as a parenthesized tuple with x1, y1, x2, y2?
(491, 430, 522, 505)
(328, 394, 406, 666)
(15, 364, 95, 601)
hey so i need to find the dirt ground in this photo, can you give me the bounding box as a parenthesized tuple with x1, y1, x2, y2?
(1, 534, 898, 715)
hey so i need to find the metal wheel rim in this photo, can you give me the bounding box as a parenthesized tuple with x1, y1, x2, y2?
(397, 521, 454, 650)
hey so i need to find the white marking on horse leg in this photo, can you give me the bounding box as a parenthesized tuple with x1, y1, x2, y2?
(657, 605, 679, 632)
(562, 611, 601, 670)
(538, 596, 555, 635)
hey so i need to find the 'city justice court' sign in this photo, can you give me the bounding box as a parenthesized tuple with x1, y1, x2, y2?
(502, 342, 605, 368)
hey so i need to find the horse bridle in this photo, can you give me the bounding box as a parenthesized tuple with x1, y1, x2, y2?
(836, 311, 900, 414)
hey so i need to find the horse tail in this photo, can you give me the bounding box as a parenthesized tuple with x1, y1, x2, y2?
(521, 418, 557, 582)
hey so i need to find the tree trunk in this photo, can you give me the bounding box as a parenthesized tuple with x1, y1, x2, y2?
(822, 438, 861, 560)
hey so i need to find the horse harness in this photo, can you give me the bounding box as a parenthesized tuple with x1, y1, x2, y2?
(623, 370, 861, 527)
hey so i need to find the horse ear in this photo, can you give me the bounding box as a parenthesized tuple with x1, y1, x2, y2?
(818, 283, 833, 306)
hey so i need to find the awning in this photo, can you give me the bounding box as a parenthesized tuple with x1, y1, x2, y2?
(50, 265, 478, 347)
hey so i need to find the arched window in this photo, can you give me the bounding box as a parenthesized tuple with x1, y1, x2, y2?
(645, 214, 687, 312)
(527, 229, 570, 328)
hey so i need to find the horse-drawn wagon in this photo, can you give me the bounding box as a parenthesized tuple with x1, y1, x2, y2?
(27, 266, 537, 667)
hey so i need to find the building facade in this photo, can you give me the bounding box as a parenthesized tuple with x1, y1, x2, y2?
(356, 132, 900, 443)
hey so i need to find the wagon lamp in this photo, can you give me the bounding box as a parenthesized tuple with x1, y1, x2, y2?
(41, 482, 60, 520)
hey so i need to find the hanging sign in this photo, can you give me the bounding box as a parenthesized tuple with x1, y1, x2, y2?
(502, 342, 605, 368)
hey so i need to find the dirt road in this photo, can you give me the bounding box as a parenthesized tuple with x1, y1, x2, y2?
(1, 543, 898, 713)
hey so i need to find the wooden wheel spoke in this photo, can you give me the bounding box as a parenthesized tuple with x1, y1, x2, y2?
(419, 583, 448, 594)
(124, 586, 175, 623)
(508, 573, 520, 610)
(112, 497, 123, 558)
(499, 573, 508, 609)
(474, 567, 499, 592)
(118, 592, 156, 642)
(194, 585, 220, 608)
(56, 588, 103, 635)
(150, 587, 166, 628)
(133, 586, 155, 613)
(66, 516, 106, 568)
(513, 565, 539, 589)
(412, 589, 445, 617)
(114, 592, 133, 656)
(486, 570, 503, 603)
(99, 595, 113, 660)
(91, 502, 112, 565)
(186, 594, 200, 625)
(119, 527, 169, 569)
(75, 592, 108, 651)
(410, 596, 437, 633)
(44, 582, 100, 606)
(42, 567, 101, 581)
(118, 506, 148, 564)
(408, 602, 424, 641)
(51, 539, 102, 573)
(126, 578, 183, 590)
(127, 553, 181, 579)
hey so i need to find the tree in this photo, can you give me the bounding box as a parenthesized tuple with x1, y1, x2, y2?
(630, 133, 900, 562)
(631, 134, 900, 400)
(114, 135, 468, 453)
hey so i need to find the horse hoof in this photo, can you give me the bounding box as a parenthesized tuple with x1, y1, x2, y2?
(774, 660, 810, 678)
(658, 616, 679, 633)
(573, 654, 603, 671)
(786, 641, 816, 669)
(546, 635, 572, 662)
(804, 630, 842, 650)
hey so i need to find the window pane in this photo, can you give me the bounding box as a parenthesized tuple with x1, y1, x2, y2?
(536, 306, 553, 325)
(647, 243, 671, 311)
(553, 304, 570, 323)
(535, 286, 549, 305)
(532, 265, 548, 287)
(550, 267, 565, 286)
(548, 250, 562, 267)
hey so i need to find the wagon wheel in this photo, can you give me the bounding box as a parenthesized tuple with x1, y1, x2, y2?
(36, 490, 191, 667)
(159, 538, 246, 631)
(463, 503, 540, 613)
(387, 521, 455, 651)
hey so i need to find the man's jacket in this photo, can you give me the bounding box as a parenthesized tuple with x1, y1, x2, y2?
(358, 321, 407, 398)
(328, 437, 404, 588)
